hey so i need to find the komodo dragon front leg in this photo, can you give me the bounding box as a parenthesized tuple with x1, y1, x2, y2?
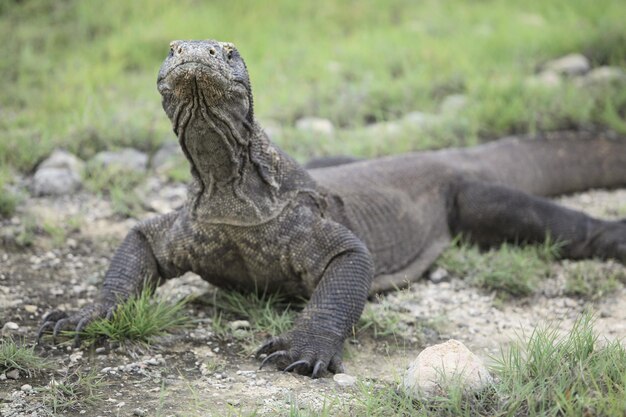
(450, 180, 626, 260)
(37, 212, 188, 344)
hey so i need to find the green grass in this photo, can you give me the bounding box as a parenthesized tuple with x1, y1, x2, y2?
(564, 261, 624, 300)
(76, 289, 191, 345)
(0, 338, 52, 377)
(199, 290, 298, 353)
(83, 164, 146, 217)
(437, 238, 561, 298)
(319, 314, 626, 416)
(1, 0, 626, 173)
(42, 368, 104, 415)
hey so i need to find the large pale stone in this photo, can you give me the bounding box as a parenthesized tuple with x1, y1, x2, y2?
(402, 339, 493, 398)
(32, 149, 84, 196)
(91, 148, 148, 173)
(544, 53, 590, 76)
(295, 117, 335, 137)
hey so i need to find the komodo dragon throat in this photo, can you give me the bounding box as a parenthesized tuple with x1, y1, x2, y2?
(38, 39, 626, 377)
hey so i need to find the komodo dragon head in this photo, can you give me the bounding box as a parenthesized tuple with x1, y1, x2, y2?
(157, 39, 255, 134)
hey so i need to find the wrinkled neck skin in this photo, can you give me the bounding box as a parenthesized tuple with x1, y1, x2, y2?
(163, 85, 313, 225)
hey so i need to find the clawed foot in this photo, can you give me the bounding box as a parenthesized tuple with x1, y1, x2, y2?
(37, 302, 115, 347)
(256, 331, 345, 378)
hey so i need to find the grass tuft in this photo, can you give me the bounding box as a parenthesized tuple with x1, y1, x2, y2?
(77, 289, 190, 344)
(0, 338, 52, 377)
(437, 238, 561, 298)
(42, 368, 104, 414)
(564, 261, 624, 300)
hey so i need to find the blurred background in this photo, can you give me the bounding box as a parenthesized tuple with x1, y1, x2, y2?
(1, 0, 625, 179)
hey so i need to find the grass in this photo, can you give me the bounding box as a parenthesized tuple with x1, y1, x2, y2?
(0, 338, 52, 377)
(436, 238, 561, 298)
(41, 368, 104, 415)
(320, 314, 626, 416)
(83, 164, 146, 217)
(563, 261, 624, 300)
(1, 0, 626, 173)
(76, 288, 191, 345)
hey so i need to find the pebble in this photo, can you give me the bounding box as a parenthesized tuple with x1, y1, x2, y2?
(333, 373, 357, 388)
(91, 148, 148, 173)
(20, 384, 32, 392)
(6, 369, 20, 380)
(23, 305, 37, 313)
(229, 320, 251, 331)
(133, 408, 148, 416)
(543, 53, 590, 76)
(295, 117, 335, 137)
(32, 149, 84, 196)
(2, 322, 19, 335)
(429, 267, 449, 283)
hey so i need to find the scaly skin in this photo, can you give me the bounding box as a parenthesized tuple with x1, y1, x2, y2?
(38, 40, 626, 377)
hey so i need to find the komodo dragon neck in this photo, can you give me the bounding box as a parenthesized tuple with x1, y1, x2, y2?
(157, 40, 314, 225)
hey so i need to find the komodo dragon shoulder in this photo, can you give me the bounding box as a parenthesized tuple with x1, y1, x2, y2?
(38, 39, 626, 378)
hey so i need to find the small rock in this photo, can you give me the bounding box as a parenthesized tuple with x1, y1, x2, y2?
(23, 305, 37, 314)
(429, 267, 449, 284)
(333, 373, 357, 388)
(229, 320, 251, 331)
(91, 148, 148, 173)
(581, 66, 626, 86)
(6, 369, 20, 380)
(133, 408, 148, 416)
(0, 373, 6, 381)
(295, 117, 335, 137)
(227, 398, 241, 407)
(20, 384, 32, 392)
(2, 322, 19, 336)
(95, 347, 107, 354)
(543, 53, 590, 76)
(527, 70, 561, 88)
(439, 94, 468, 114)
(32, 149, 85, 196)
(403, 339, 493, 399)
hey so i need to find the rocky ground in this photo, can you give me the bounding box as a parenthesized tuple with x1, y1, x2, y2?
(1, 53, 626, 416)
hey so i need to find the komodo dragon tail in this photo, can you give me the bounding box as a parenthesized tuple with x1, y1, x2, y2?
(444, 131, 626, 196)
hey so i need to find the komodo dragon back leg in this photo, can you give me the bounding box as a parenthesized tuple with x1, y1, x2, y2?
(449, 180, 626, 262)
(37, 212, 181, 345)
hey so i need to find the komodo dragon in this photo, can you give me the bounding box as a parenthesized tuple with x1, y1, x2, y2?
(38, 39, 626, 378)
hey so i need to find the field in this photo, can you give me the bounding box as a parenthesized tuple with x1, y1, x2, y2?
(1, 0, 626, 415)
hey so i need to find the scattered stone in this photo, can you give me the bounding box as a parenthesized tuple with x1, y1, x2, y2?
(23, 305, 37, 314)
(527, 70, 561, 88)
(581, 66, 626, 86)
(2, 322, 19, 336)
(429, 267, 449, 284)
(439, 94, 468, 114)
(403, 339, 493, 399)
(20, 384, 32, 393)
(133, 408, 148, 416)
(32, 149, 84, 196)
(229, 320, 251, 331)
(6, 369, 20, 380)
(227, 398, 241, 407)
(0, 373, 6, 381)
(543, 53, 590, 76)
(333, 373, 357, 388)
(295, 117, 335, 137)
(91, 148, 148, 173)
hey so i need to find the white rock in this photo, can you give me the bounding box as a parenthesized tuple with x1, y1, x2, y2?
(229, 320, 251, 331)
(429, 267, 449, 284)
(91, 148, 148, 173)
(6, 369, 20, 380)
(544, 53, 590, 76)
(403, 339, 493, 398)
(295, 117, 335, 137)
(582, 66, 626, 86)
(32, 150, 84, 196)
(20, 384, 32, 392)
(333, 373, 357, 387)
(2, 322, 19, 335)
(439, 94, 468, 114)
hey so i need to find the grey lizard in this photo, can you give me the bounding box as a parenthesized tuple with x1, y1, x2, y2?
(38, 39, 626, 378)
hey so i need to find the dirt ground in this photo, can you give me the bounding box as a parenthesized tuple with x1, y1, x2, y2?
(1, 179, 626, 416)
